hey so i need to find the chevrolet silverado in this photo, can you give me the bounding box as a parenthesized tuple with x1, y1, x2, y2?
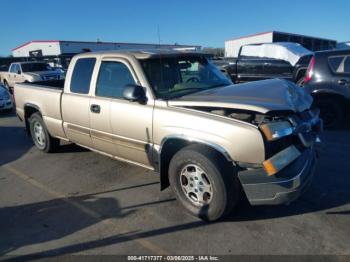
(15, 50, 322, 221)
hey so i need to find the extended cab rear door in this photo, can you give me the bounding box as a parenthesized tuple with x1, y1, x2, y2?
(61, 57, 96, 147)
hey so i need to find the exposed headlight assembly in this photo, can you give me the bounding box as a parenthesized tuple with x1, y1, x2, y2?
(260, 121, 294, 141)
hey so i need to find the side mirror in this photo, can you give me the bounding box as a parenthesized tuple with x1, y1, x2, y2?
(17, 70, 21, 75)
(123, 84, 147, 104)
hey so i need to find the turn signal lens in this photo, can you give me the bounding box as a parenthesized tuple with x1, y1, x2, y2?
(263, 145, 301, 176)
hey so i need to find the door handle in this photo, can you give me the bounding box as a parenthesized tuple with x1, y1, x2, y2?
(338, 79, 348, 85)
(90, 104, 101, 113)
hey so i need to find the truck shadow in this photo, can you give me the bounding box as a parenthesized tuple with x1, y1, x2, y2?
(0, 126, 33, 166)
(0, 126, 88, 167)
(0, 195, 133, 256)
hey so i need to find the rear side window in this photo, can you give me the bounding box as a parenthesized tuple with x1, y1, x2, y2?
(95, 61, 136, 98)
(328, 56, 345, 73)
(70, 58, 96, 94)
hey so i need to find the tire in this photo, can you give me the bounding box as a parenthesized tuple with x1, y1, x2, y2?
(168, 144, 240, 221)
(29, 112, 60, 153)
(313, 97, 344, 129)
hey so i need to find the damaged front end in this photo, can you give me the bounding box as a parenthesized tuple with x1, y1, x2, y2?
(179, 104, 322, 206)
(238, 108, 322, 206)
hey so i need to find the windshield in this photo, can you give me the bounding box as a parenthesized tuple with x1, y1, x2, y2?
(21, 63, 52, 72)
(140, 56, 232, 99)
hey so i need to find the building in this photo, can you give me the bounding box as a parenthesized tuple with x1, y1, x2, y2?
(225, 31, 337, 57)
(337, 42, 350, 50)
(12, 40, 201, 57)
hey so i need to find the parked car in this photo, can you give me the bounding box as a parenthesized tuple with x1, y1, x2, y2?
(0, 61, 63, 94)
(15, 50, 321, 221)
(303, 49, 350, 128)
(212, 42, 313, 85)
(0, 84, 13, 112)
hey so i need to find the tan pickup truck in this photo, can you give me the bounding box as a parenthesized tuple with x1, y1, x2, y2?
(0, 61, 62, 93)
(15, 50, 322, 221)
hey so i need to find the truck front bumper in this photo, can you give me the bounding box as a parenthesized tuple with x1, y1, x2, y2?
(238, 146, 317, 205)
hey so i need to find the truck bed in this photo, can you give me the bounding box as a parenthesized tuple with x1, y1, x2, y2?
(15, 81, 66, 139)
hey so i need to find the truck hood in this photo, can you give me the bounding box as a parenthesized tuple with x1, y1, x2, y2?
(168, 79, 313, 114)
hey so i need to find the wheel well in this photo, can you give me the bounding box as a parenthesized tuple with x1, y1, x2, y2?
(159, 138, 231, 190)
(24, 105, 40, 135)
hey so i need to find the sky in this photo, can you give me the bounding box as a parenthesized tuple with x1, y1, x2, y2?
(0, 0, 349, 56)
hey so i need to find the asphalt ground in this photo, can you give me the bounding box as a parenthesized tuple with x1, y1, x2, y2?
(0, 110, 349, 259)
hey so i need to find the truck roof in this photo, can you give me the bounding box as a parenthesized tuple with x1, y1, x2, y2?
(73, 49, 205, 60)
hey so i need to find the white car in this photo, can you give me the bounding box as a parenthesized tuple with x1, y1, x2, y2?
(0, 84, 13, 111)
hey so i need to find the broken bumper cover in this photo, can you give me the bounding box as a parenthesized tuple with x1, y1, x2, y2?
(238, 146, 316, 205)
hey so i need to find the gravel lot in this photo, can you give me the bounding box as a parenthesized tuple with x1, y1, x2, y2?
(0, 110, 349, 258)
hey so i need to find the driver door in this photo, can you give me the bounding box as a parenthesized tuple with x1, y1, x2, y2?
(91, 59, 154, 168)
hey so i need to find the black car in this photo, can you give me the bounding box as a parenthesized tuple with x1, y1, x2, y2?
(303, 49, 350, 128)
(212, 42, 313, 85)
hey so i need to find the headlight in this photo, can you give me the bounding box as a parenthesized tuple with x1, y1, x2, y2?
(260, 121, 294, 141)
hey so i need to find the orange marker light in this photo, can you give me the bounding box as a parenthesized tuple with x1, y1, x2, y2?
(263, 160, 278, 176)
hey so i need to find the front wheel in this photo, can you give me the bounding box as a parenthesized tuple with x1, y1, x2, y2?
(169, 144, 240, 221)
(29, 112, 60, 152)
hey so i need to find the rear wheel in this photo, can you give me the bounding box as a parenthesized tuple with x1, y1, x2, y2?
(169, 144, 240, 221)
(313, 97, 344, 129)
(29, 112, 60, 152)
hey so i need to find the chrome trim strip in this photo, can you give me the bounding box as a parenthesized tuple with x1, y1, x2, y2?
(90, 129, 147, 152)
(66, 124, 90, 136)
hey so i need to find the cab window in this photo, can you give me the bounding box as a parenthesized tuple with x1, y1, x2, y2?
(95, 61, 136, 98)
(70, 58, 96, 94)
